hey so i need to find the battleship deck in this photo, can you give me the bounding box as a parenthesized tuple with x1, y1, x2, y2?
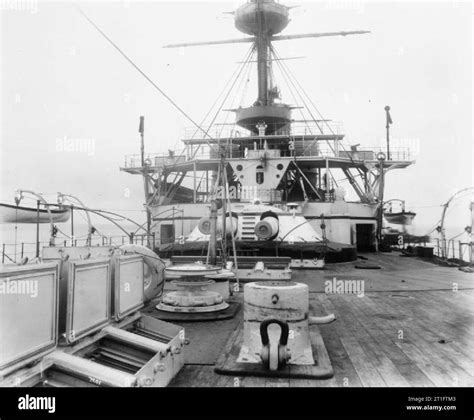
(156, 252, 473, 387)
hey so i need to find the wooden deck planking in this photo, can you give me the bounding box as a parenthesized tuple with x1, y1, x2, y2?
(363, 290, 474, 386)
(263, 379, 290, 387)
(354, 294, 457, 387)
(313, 293, 387, 387)
(397, 272, 473, 290)
(414, 292, 474, 363)
(169, 365, 206, 387)
(324, 295, 387, 387)
(311, 294, 364, 387)
(380, 290, 474, 356)
(397, 291, 474, 354)
(168, 254, 473, 387)
(347, 293, 435, 387)
(378, 292, 474, 386)
(342, 295, 412, 387)
(339, 336, 387, 387)
(301, 267, 473, 294)
(355, 291, 458, 385)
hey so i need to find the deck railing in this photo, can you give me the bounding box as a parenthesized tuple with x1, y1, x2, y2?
(182, 121, 344, 140)
(369, 146, 414, 162)
(1, 234, 157, 264)
(122, 125, 415, 171)
(123, 149, 187, 169)
(434, 239, 473, 264)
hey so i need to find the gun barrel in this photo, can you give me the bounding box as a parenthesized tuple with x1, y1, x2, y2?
(255, 216, 279, 241)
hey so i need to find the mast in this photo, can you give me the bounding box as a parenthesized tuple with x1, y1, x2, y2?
(255, 1, 269, 105)
(385, 106, 392, 160)
(139, 116, 152, 241)
(163, 0, 370, 135)
(256, 34, 269, 105)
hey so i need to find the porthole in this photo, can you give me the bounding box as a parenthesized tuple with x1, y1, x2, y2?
(236, 164, 243, 171)
(277, 163, 284, 170)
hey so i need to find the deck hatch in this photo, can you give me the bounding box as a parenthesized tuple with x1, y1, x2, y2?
(112, 255, 145, 320)
(0, 263, 59, 375)
(64, 258, 112, 344)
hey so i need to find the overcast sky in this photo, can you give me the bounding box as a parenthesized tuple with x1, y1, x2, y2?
(1, 0, 472, 232)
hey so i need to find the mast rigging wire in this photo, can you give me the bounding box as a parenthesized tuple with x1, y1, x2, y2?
(190, 44, 256, 160)
(272, 46, 340, 189)
(216, 46, 256, 139)
(273, 45, 381, 198)
(191, 44, 255, 141)
(145, 45, 256, 207)
(77, 7, 219, 155)
(273, 45, 353, 161)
